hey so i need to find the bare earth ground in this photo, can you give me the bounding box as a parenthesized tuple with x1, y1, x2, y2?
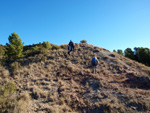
(1, 43, 150, 113)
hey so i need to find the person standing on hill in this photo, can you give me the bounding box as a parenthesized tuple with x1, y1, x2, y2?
(92, 55, 99, 74)
(68, 40, 74, 55)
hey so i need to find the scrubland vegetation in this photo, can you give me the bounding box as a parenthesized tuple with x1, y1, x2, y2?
(0, 32, 150, 113)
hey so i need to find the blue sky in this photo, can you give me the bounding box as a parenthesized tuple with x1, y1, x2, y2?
(0, 0, 150, 51)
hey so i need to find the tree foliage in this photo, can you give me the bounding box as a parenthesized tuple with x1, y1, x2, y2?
(113, 50, 116, 52)
(80, 40, 87, 43)
(0, 46, 5, 58)
(117, 49, 123, 55)
(42, 41, 52, 50)
(116, 47, 150, 66)
(6, 32, 24, 59)
(124, 48, 134, 60)
(134, 47, 150, 66)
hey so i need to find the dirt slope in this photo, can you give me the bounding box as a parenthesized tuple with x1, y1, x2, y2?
(1, 43, 150, 113)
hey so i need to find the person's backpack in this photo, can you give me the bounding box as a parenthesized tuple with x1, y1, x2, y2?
(92, 57, 96, 62)
(92, 57, 98, 65)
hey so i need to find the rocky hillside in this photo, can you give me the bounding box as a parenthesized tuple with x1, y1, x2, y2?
(0, 43, 150, 113)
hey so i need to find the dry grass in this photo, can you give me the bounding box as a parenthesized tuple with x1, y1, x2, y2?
(14, 92, 31, 113)
(0, 43, 150, 112)
(0, 82, 31, 113)
(0, 66, 9, 77)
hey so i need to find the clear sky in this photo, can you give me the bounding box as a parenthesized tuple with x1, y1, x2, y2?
(0, 0, 150, 51)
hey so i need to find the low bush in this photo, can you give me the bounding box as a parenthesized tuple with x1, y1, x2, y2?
(52, 45, 61, 50)
(80, 40, 87, 43)
(25, 46, 40, 57)
(0, 46, 5, 59)
(0, 67, 9, 77)
(31, 46, 39, 52)
(0, 82, 17, 113)
(39, 48, 48, 54)
(14, 92, 30, 113)
(10, 62, 21, 72)
(60, 44, 67, 49)
(41, 56, 47, 62)
(42, 41, 52, 50)
(0, 82, 30, 113)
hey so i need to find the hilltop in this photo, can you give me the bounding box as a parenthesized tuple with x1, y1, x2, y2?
(0, 43, 150, 113)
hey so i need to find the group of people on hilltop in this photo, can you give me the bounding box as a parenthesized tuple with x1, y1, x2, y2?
(67, 40, 99, 74)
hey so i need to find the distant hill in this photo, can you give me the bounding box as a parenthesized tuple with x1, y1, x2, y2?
(0, 43, 150, 113)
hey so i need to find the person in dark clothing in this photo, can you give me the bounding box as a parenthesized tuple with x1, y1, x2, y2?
(92, 55, 99, 74)
(68, 40, 74, 55)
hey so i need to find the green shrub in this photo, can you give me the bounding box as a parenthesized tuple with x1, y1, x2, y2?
(113, 50, 116, 52)
(0, 82, 30, 113)
(117, 49, 123, 55)
(43, 41, 52, 50)
(10, 62, 21, 72)
(25, 45, 49, 57)
(0, 82, 17, 113)
(39, 48, 48, 54)
(60, 44, 67, 49)
(31, 46, 39, 52)
(6, 32, 24, 60)
(41, 56, 47, 62)
(52, 45, 61, 50)
(0, 46, 5, 58)
(25, 46, 40, 57)
(80, 40, 87, 43)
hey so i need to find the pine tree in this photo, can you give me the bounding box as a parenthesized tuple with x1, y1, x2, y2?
(7, 32, 24, 59)
(124, 48, 134, 60)
(117, 49, 123, 55)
